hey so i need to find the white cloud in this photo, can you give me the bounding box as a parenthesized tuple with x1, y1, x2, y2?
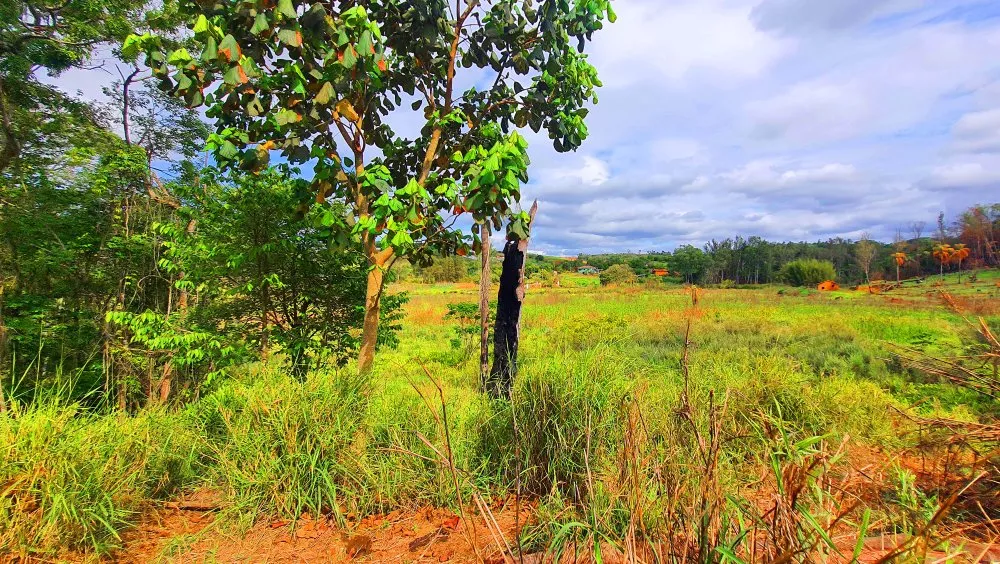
(950, 108, 1000, 153)
(591, 0, 788, 86)
(926, 160, 1000, 188)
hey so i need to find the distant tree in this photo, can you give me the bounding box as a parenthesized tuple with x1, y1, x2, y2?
(600, 264, 637, 286)
(951, 243, 970, 283)
(129, 0, 614, 374)
(669, 245, 709, 283)
(958, 204, 999, 267)
(892, 252, 908, 284)
(779, 259, 836, 287)
(933, 244, 953, 280)
(910, 221, 926, 241)
(855, 233, 878, 286)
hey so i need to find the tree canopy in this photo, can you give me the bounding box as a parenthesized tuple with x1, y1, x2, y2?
(128, 0, 615, 372)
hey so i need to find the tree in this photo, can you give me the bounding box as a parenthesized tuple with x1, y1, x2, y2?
(0, 0, 175, 173)
(910, 221, 926, 241)
(951, 243, 969, 283)
(159, 168, 404, 380)
(779, 259, 836, 287)
(669, 245, 709, 283)
(933, 244, 953, 280)
(130, 0, 614, 374)
(600, 264, 637, 286)
(892, 252, 908, 284)
(855, 233, 878, 287)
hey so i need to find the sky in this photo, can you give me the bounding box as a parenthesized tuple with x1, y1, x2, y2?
(46, 0, 1000, 255)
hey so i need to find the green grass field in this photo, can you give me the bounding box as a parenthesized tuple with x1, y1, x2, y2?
(2, 270, 998, 560)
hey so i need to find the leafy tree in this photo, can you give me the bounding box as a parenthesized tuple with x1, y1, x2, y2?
(0, 0, 177, 173)
(599, 263, 637, 286)
(129, 0, 614, 374)
(855, 233, 878, 286)
(158, 168, 405, 380)
(779, 259, 836, 287)
(419, 255, 473, 283)
(669, 245, 709, 283)
(933, 244, 953, 280)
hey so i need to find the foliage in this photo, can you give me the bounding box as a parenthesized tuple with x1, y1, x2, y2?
(127, 0, 614, 371)
(779, 259, 837, 287)
(418, 255, 474, 284)
(0, 0, 181, 172)
(669, 244, 710, 283)
(599, 263, 637, 286)
(156, 168, 406, 379)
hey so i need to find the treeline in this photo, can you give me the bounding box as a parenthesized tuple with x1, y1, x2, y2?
(524, 206, 999, 286)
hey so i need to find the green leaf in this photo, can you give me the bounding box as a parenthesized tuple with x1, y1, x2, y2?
(357, 30, 373, 58)
(250, 13, 269, 35)
(277, 29, 302, 47)
(276, 108, 302, 125)
(341, 46, 357, 68)
(277, 0, 297, 19)
(223, 65, 246, 86)
(168, 48, 193, 65)
(391, 231, 413, 247)
(218, 140, 239, 160)
(247, 96, 264, 116)
(314, 81, 334, 105)
(218, 34, 240, 62)
(193, 14, 210, 33)
(201, 36, 218, 61)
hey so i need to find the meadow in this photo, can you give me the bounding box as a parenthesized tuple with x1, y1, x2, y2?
(2, 270, 998, 562)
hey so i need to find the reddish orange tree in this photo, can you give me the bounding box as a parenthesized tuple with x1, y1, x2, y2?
(932, 244, 953, 281)
(892, 251, 908, 284)
(951, 243, 970, 282)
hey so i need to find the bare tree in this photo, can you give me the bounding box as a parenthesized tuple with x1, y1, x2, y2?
(910, 221, 926, 241)
(855, 232, 878, 287)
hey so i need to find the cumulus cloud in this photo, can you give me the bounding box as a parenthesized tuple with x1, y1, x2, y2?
(950, 109, 1000, 153)
(40, 0, 1000, 254)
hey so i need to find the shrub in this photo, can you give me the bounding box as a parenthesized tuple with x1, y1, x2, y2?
(599, 264, 638, 286)
(779, 259, 837, 286)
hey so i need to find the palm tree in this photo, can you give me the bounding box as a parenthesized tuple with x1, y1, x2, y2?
(893, 252, 908, 284)
(933, 244, 953, 281)
(952, 244, 970, 283)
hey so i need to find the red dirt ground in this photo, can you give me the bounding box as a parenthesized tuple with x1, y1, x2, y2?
(118, 495, 539, 563)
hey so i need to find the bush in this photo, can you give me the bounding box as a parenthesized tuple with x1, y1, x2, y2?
(599, 264, 638, 286)
(779, 259, 837, 286)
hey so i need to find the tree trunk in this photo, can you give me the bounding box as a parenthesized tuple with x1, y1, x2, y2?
(479, 225, 491, 387)
(358, 248, 392, 375)
(487, 202, 537, 399)
(158, 363, 172, 404)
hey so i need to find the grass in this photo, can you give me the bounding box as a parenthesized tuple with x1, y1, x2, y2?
(1, 270, 997, 559)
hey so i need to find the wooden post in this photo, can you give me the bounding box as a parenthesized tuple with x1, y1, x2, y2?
(487, 201, 537, 399)
(478, 223, 491, 388)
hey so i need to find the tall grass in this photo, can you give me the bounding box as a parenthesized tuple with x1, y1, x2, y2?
(0, 401, 203, 556)
(1, 284, 988, 558)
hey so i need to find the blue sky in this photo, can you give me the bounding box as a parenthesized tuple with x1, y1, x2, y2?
(47, 0, 1000, 255)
